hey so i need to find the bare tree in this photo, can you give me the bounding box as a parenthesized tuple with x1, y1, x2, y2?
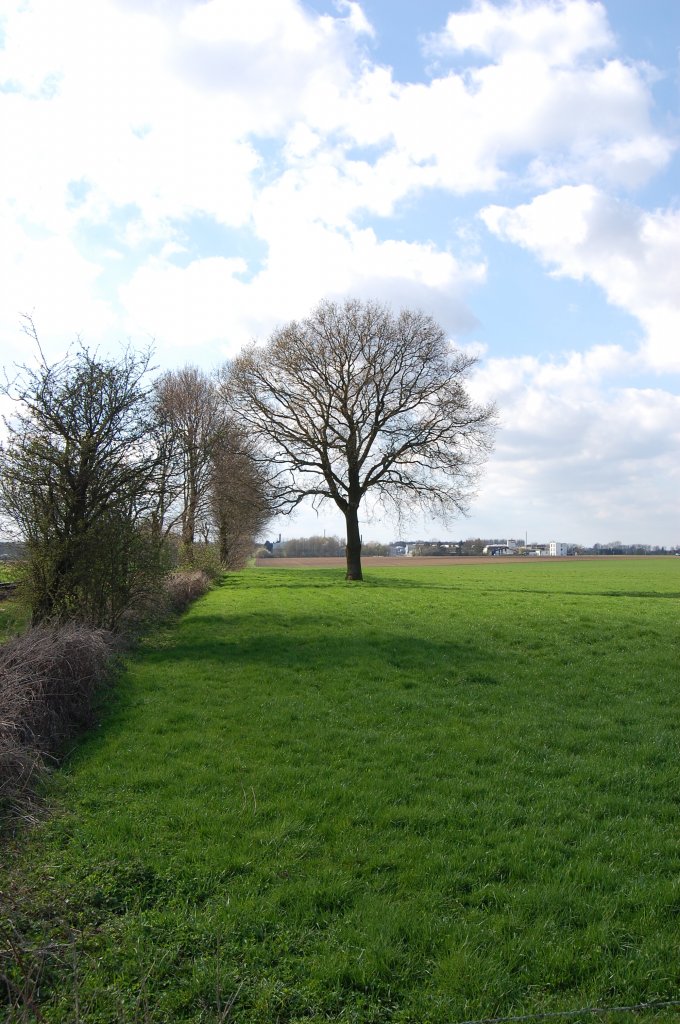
(0, 324, 165, 626)
(224, 298, 496, 580)
(145, 395, 185, 544)
(153, 367, 225, 548)
(210, 423, 274, 568)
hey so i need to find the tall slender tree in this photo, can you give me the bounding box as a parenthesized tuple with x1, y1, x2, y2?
(153, 367, 225, 548)
(210, 423, 274, 568)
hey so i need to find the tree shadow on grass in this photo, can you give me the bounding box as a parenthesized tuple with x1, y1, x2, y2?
(140, 610, 497, 681)
(220, 570, 465, 592)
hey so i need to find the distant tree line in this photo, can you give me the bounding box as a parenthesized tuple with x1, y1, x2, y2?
(261, 536, 389, 558)
(575, 543, 677, 556)
(259, 538, 679, 559)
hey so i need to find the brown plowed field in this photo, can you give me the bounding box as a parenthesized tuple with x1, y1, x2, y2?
(254, 555, 662, 568)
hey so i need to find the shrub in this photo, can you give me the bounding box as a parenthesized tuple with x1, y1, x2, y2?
(161, 570, 211, 615)
(0, 569, 212, 824)
(0, 338, 166, 629)
(177, 542, 223, 580)
(0, 623, 114, 820)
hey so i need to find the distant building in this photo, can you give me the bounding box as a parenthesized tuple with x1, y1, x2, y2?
(482, 542, 516, 556)
(549, 542, 569, 557)
(389, 541, 417, 556)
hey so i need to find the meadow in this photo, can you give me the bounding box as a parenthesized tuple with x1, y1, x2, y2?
(2, 559, 679, 1023)
(0, 563, 25, 642)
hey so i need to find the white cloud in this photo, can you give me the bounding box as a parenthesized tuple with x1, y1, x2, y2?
(411, 0, 672, 190)
(468, 350, 680, 544)
(1, 0, 674, 347)
(0, 215, 116, 367)
(120, 224, 484, 357)
(173, 0, 370, 137)
(430, 0, 613, 64)
(481, 186, 680, 370)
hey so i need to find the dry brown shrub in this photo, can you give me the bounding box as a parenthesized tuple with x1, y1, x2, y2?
(0, 572, 210, 823)
(0, 623, 113, 820)
(161, 569, 211, 615)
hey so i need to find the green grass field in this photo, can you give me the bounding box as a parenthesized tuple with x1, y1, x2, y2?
(0, 563, 20, 584)
(0, 563, 26, 642)
(3, 560, 679, 1023)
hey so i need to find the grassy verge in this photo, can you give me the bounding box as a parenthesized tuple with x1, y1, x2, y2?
(2, 560, 679, 1022)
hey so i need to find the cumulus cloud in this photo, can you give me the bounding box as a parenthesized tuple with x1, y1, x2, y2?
(411, 0, 672, 191)
(1, 0, 674, 361)
(481, 186, 680, 370)
(430, 0, 613, 64)
(468, 351, 680, 544)
(120, 224, 484, 356)
(0, 213, 117, 365)
(174, 0, 370, 134)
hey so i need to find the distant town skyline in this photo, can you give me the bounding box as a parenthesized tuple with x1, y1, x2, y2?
(1, 1, 678, 547)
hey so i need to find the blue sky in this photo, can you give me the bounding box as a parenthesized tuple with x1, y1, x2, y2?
(1, 0, 678, 546)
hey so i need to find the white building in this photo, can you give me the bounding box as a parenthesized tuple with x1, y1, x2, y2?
(483, 543, 516, 556)
(549, 541, 569, 557)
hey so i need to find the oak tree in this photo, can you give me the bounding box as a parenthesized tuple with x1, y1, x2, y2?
(225, 298, 496, 580)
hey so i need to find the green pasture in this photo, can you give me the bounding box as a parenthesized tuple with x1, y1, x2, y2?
(0, 563, 25, 641)
(0, 563, 20, 584)
(3, 559, 680, 1023)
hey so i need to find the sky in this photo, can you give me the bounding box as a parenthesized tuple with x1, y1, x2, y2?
(1, 0, 678, 547)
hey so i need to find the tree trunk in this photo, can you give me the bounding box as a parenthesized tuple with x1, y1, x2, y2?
(344, 505, 363, 581)
(218, 514, 229, 565)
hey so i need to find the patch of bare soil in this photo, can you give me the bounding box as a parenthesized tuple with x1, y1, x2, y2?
(253, 554, 669, 569)
(253, 555, 612, 568)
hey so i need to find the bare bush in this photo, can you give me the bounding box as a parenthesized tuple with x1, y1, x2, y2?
(161, 570, 211, 615)
(0, 623, 113, 819)
(0, 330, 168, 628)
(1, 569, 212, 823)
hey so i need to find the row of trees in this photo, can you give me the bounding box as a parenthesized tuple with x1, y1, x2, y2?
(1, 299, 496, 622)
(0, 321, 272, 627)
